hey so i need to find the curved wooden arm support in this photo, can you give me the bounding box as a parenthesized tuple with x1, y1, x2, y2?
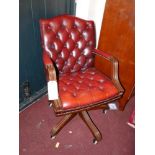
(93, 49, 124, 94)
(42, 51, 62, 109)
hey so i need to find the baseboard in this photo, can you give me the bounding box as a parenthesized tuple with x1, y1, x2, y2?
(19, 86, 47, 111)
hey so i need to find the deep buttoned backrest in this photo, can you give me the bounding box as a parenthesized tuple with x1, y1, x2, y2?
(40, 15, 96, 74)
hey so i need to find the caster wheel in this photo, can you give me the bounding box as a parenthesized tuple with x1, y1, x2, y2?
(102, 109, 107, 114)
(49, 103, 52, 107)
(93, 139, 98, 144)
(51, 135, 56, 140)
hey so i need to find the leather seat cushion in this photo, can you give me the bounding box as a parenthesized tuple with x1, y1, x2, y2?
(58, 68, 119, 110)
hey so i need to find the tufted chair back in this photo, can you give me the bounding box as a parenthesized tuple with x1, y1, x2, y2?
(40, 15, 96, 74)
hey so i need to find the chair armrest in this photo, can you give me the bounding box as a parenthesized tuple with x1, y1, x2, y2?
(93, 49, 124, 94)
(43, 51, 56, 81)
(42, 51, 62, 109)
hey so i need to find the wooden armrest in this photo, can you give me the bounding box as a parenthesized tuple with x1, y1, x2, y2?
(93, 49, 124, 94)
(93, 49, 113, 60)
(43, 51, 56, 81)
(42, 51, 62, 109)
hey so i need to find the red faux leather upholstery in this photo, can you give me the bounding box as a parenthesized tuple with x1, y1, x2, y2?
(40, 15, 95, 74)
(40, 15, 123, 112)
(59, 68, 118, 110)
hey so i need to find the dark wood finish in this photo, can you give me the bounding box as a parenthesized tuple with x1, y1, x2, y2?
(95, 0, 135, 110)
(93, 49, 124, 93)
(79, 111, 102, 142)
(50, 110, 102, 142)
(50, 113, 75, 137)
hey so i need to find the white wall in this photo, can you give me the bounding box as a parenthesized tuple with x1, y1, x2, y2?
(75, 0, 106, 46)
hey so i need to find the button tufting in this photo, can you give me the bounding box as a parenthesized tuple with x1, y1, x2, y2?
(57, 68, 119, 109)
(66, 82, 70, 85)
(72, 92, 77, 97)
(76, 86, 80, 90)
(51, 44, 55, 49)
(75, 43, 78, 47)
(86, 42, 90, 46)
(64, 44, 67, 48)
(99, 79, 104, 83)
(56, 34, 59, 39)
(48, 25, 52, 30)
(90, 77, 94, 80)
(99, 86, 104, 90)
(78, 80, 82, 83)
(63, 87, 67, 91)
(41, 16, 95, 74)
(73, 24, 77, 28)
(88, 83, 92, 87)
(40, 15, 119, 110)
(61, 24, 65, 29)
(90, 72, 95, 75)
(86, 25, 89, 29)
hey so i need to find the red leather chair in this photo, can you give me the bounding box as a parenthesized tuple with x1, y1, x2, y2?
(40, 15, 124, 144)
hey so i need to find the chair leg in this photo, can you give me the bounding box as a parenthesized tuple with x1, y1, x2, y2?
(79, 110, 102, 142)
(50, 113, 76, 138)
